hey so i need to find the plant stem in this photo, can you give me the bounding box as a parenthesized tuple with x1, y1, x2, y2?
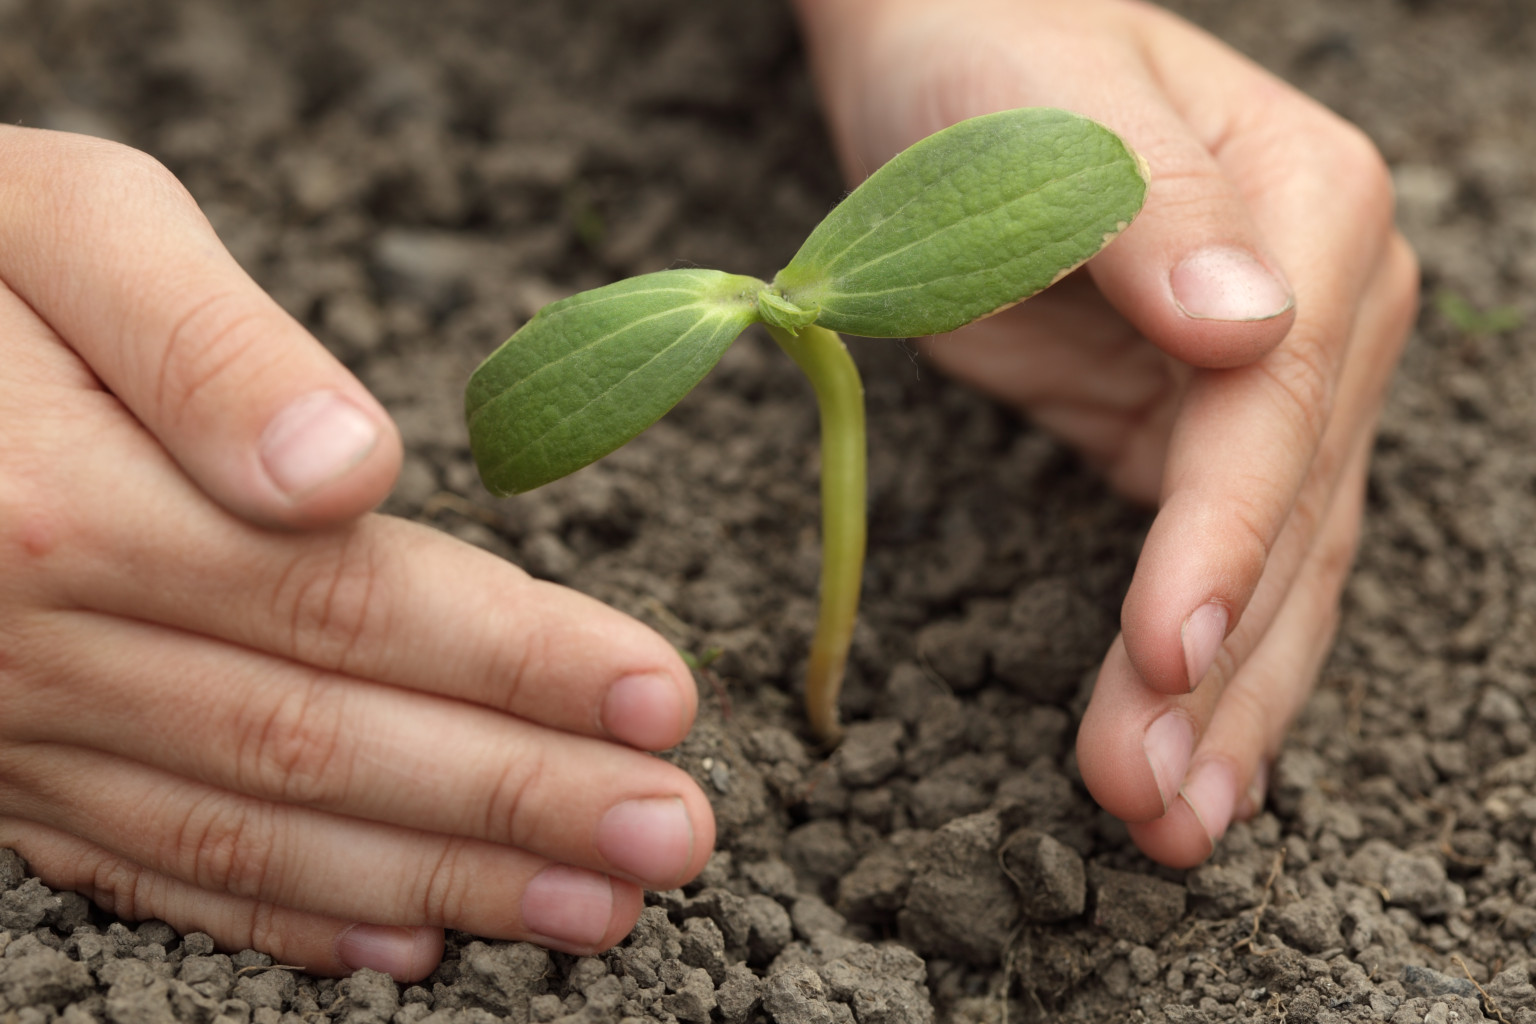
(764, 321, 866, 745)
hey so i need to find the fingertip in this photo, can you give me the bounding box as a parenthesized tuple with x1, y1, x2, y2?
(1120, 493, 1265, 697)
(521, 866, 639, 955)
(253, 388, 403, 530)
(601, 668, 695, 751)
(1124, 801, 1217, 869)
(1093, 243, 1296, 371)
(593, 787, 716, 893)
(336, 924, 445, 982)
(1169, 247, 1294, 326)
(1075, 641, 1181, 824)
(605, 879, 646, 948)
(684, 787, 718, 884)
(1124, 751, 1239, 869)
(1181, 602, 1229, 694)
(1234, 758, 1270, 822)
(1082, 98, 1297, 371)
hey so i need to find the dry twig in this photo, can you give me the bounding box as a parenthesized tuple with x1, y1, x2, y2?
(1234, 848, 1287, 955)
(1452, 954, 1510, 1024)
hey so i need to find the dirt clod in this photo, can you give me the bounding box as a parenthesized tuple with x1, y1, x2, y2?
(1090, 867, 1186, 946)
(1002, 829, 1086, 923)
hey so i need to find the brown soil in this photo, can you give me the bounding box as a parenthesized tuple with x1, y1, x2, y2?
(4, 1, 1536, 1022)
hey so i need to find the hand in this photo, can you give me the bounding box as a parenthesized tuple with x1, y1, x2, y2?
(0, 126, 714, 978)
(793, 0, 1417, 865)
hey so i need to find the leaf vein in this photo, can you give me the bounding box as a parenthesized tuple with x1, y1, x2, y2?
(482, 308, 739, 478)
(824, 163, 1109, 284)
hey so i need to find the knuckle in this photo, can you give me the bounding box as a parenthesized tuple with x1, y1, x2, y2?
(494, 609, 547, 715)
(274, 531, 393, 674)
(1224, 491, 1281, 588)
(418, 838, 476, 925)
(1256, 330, 1335, 453)
(87, 854, 153, 920)
(1141, 149, 1237, 218)
(58, 137, 191, 214)
(244, 900, 286, 960)
(1332, 123, 1395, 206)
(1218, 680, 1280, 745)
(22, 839, 154, 922)
(176, 798, 276, 898)
(1305, 118, 1398, 235)
(236, 674, 353, 807)
(483, 746, 548, 847)
(155, 290, 274, 430)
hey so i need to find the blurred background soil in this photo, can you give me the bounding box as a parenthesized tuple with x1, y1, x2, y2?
(3, 1, 1536, 1021)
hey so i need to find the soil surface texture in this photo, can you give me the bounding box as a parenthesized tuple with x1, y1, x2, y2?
(5, 0, 1536, 1022)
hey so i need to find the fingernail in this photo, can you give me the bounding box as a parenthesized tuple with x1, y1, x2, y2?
(261, 390, 380, 499)
(1236, 759, 1270, 821)
(1181, 603, 1229, 692)
(602, 674, 685, 750)
(1143, 713, 1194, 815)
(520, 865, 615, 953)
(1171, 247, 1293, 322)
(337, 924, 437, 979)
(1180, 759, 1238, 852)
(595, 796, 695, 888)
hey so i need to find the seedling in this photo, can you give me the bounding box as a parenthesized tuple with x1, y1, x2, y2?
(1434, 289, 1525, 337)
(466, 108, 1148, 743)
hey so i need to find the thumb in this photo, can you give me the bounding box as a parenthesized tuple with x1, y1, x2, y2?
(1051, 10, 1300, 369)
(0, 127, 401, 529)
(1083, 101, 1297, 370)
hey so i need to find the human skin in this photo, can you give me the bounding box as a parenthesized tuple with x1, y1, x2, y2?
(0, 126, 715, 980)
(0, 0, 1416, 982)
(790, 0, 1418, 867)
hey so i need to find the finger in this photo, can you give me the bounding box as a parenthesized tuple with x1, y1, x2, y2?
(9, 610, 715, 883)
(0, 821, 446, 980)
(1058, 31, 1304, 367)
(1121, 232, 1417, 696)
(12, 372, 696, 750)
(0, 125, 401, 529)
(1076, 230, 1415, 825)
(89, 515, 696, 750)
(1076, 428, 1369, 830)
(1112, 432, 1371, 868)
(2, 749, 652, 954)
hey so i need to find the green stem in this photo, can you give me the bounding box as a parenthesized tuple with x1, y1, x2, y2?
(764, 321, 866, 745)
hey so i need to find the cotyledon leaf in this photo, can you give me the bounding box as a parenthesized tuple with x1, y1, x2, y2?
(466, 268, 764, 495)
(771, 107, 1149, 338)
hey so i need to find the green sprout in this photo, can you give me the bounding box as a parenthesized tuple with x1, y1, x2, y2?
(465, 108, 1148, 744)
(1434, 289, 1525, 337)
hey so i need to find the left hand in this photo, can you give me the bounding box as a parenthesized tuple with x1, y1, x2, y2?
(792, 0, 1418, 866)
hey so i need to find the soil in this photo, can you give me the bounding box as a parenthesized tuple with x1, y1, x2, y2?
(3, 0, 1536, 1022)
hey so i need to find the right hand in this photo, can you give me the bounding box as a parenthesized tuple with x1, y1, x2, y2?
(0, 126, 715, 980)
(792, 0, 1416, 867)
